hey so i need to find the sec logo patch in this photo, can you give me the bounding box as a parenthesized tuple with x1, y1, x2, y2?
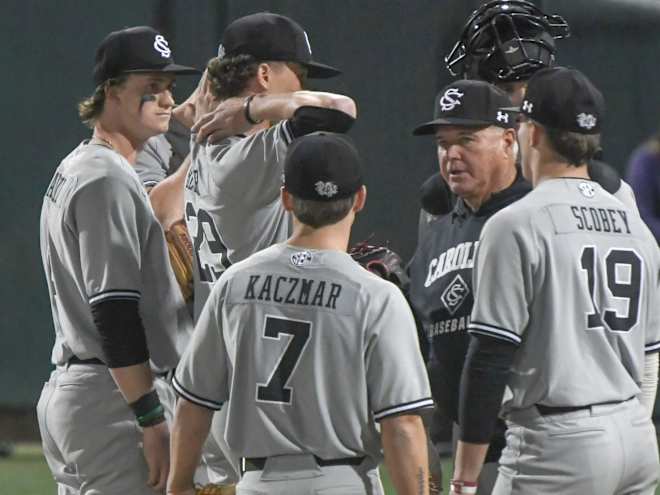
(290, 251, 313, 267)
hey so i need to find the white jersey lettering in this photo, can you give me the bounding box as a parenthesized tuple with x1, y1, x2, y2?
(424, 241, 479, 287)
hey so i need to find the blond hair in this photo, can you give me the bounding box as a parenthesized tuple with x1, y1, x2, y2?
(77, 76, 127, 128)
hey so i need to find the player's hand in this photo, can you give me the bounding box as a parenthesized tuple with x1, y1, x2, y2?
(192, 97, 251, 144)
(143, 421, 170, 493)
(192, 71, 219, 123)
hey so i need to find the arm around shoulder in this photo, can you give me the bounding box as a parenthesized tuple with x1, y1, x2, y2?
(250, 90, 357, 122)
(288, 91, 357, 118)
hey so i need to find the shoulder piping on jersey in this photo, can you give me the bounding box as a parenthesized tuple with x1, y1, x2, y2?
(281, 120, 294, 145)
(143, 180, 159, 188)
(171, 375, 223, 410)
(88, 289, 141, 305)
(373, 397, 434, 421)
(645, 340, 660, 354)
(468, 323, 522, 346)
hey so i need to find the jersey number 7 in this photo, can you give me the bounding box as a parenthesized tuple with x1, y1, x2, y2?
(580, 246, 642, 333)
(256, 316, 311, 405)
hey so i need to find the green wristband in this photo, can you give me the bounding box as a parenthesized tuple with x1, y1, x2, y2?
(137, 404, 165, 427)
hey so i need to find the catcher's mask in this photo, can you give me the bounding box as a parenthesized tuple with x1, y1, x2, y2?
(445, 0, 570, 83)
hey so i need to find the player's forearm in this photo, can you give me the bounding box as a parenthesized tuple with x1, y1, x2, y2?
(452, 440, 489, 483)
(149, 155, 191, 229)
(168, 398, 213, 493)
(249, 91, 357, 122)
(172, 100, 196, 130)
(173, 70, 209, 129)
(381, 414, 429, 495)
(109, 362, 155, 403)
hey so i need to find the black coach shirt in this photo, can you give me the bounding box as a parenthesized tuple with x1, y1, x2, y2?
(408, 170, 531, 423)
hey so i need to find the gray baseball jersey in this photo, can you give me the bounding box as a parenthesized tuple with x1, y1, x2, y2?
(614, 179, 639, 213)
(173, 243, 433, 461)
(135, 116, 191, 188)
(184, 121, 295, 319)
(469, 178, 660, 414)
(40, 141, 193, 369)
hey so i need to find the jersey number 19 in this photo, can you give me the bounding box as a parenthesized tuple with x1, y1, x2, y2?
(580, 246, 642, 333)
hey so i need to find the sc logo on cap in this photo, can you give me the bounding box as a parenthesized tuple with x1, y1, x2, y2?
(153, 35, 171, 58)
(439, 88, 464, 112)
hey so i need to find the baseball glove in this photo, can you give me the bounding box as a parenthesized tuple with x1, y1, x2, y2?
(164, 219, 194, 302)
(348, 241, 409, 290)
(195, 483, 236, 495)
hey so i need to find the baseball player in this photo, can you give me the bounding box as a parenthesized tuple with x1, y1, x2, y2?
(139, 72, 240, 489)
(408, 79, 525, 494)
(435, 0, 639, 210)
(184, 12, 357, 320)
(452, 67, 660, 495)
(167, 132, 433, 495)
(37, 26, 197, 494)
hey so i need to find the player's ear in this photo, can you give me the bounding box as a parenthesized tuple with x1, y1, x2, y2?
(502, 128, 517, 158)
(530, 122, 543, 148)
(104, 81, 122, 102)
(280, 186, 295, 212)
(255, 63, 272, 91)
(353, 185, 367, 213)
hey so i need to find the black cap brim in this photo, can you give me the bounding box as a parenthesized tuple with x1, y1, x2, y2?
(122, 63, 201, 76)
(303, 60, 341, 79)
(412, 118, 493, 136)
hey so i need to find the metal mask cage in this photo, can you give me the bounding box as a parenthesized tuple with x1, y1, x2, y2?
(445, 0, 570, 82)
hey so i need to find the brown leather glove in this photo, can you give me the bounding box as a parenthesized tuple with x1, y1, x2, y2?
(164, 219, 194, 302)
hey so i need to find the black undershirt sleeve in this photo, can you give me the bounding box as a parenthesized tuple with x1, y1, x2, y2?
(458, 335, 517, 444)
(91, 299, 150, 368)
(288, 106, 355, 137)
(587, 159, 621, 194)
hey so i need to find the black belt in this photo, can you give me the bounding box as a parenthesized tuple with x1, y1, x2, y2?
(242, 456, 364, 472)
(536, 398, 629, 416)
(67, 356, 104, 366)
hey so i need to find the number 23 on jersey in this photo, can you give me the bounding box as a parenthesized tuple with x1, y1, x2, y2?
(185, 202, 231, 283)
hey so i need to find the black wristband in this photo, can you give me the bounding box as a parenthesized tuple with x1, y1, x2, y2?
(129, 390, 165, 427)
(243, 94, 262, 125)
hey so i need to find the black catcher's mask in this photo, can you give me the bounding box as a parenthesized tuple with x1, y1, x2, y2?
(445, 0, 570, 83)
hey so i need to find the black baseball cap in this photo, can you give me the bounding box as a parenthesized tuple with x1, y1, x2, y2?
(413, 80, 516, 135)
(284, 132, 363, 201)
(506, 67, 604, 134)
(93, 26, 199, 86)
(218, 12, 341, 79)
